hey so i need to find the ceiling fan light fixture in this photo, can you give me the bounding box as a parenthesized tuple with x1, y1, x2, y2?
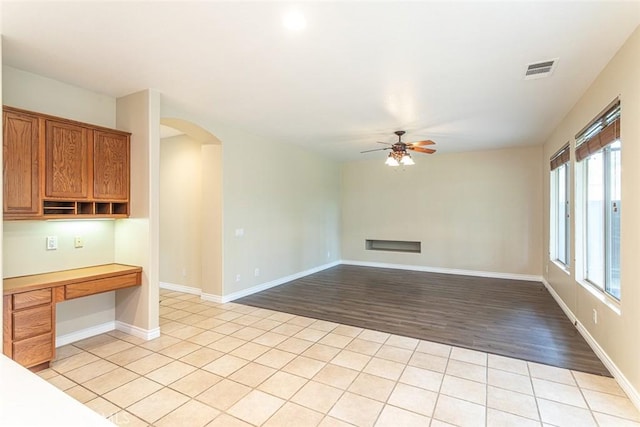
(385, 153, 400, 166)
(400, 153, 414, 165)
(365, 130, 435, 166)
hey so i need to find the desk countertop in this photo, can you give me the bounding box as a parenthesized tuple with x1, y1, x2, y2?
(3, 263, 143, 295)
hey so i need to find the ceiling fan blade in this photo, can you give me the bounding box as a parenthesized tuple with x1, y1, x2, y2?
(360, 147, 390, 153)
(409, 140, 436, 147)
(409, 147, 436, 154)
(376, 141, 393, 145)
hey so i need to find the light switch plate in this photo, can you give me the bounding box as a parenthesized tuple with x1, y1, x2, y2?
(74, 236, 84, 248)
(46, 236, 58, 250)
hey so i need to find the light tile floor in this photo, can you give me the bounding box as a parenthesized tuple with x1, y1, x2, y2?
(37, 289, 640, 427)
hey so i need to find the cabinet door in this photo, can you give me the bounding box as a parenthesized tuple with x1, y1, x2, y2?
(44, 120, 89, 199)
(93, 130, 129, 200)
(3, 110, 40, 216)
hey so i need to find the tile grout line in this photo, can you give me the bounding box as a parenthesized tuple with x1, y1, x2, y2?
(485, 353, 489, 427)
(429, 344, 452, 426)
(525, 362, 544, 424)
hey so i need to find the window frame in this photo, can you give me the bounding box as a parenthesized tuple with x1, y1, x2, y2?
(576, 100, 621, 302)
(550, 161, 570, 269)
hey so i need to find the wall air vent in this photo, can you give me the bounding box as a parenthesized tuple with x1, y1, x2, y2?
(524, 58, 558, 80)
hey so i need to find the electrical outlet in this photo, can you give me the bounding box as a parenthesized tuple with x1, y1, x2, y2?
(182, 268, 187, 277)
(327, 251, 331, 259)
(46, 236, 58, 250)
(236, 274, 241, 282)
(235, 228, 244, 237)
(254, 268, 260, 277)
(74, 236, 84, 248)
(593, 309, 598, 324)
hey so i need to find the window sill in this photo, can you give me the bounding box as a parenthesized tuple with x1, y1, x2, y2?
(577, 279, 621, 316)
(551, 259, 571, 275)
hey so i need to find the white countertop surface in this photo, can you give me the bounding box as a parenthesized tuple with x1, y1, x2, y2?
(0, 355, 114, 426)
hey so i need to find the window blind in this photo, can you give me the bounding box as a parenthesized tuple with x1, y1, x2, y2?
(550, 144, 570, 171)
(575, 100, 620, 162)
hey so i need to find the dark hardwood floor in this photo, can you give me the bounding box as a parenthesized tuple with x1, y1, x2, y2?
(237, 265, 610, 376)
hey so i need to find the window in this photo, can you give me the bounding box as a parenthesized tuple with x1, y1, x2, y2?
(550, 144, 570, 266)
(576, 100, 621, 300)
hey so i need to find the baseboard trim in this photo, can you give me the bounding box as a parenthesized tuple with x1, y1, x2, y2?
(115, 321, 161, 341)
(540, 277, 576, 323)
(341, 260, 543, 282)
(200, 260, 539, 302)
(205, 261, 341, 303)
(55, 320, 162, 346)
(541, 278, 640, 411)
(160, 281, 202, 296)
(201, 292, 223, 304)
(55, 321, 116, 348)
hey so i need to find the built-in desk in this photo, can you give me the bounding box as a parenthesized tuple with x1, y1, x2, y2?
(3, 263, 142, 371)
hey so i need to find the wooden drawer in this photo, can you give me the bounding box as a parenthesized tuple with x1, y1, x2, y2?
(13, 289, 52, 310)
(3, 295, 11, 357)
(65, 272, 140, 299)
(13, 333, 53, 368)
(13, 305, 53, 341)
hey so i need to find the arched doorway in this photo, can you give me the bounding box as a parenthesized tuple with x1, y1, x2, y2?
(159, 118, 223, 298)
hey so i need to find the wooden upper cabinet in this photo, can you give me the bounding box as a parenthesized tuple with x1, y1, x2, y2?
(93, 130, 129, 200)
(3, 109, 41, 217)
(44, 120, 90, 199)
(3, 106, 131, 219)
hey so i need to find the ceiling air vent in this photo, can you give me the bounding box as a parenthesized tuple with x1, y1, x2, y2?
(524, 58, 558, 80)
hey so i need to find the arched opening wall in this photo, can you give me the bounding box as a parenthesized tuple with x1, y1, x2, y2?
(159, 118, 223, 297)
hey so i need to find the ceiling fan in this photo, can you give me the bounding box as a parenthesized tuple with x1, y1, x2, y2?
(361, 130, 436, 166)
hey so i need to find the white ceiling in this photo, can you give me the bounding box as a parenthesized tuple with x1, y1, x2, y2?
(2, 1, 639, 161)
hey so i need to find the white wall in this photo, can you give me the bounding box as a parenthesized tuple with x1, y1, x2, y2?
(543, 26, 640, 403)
(160, 134, 203, 289)
(2, 66, 118, 339)
(342, 146, 543, 277)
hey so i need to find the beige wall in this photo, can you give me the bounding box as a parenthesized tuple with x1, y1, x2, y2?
(114, 90, 160, 333)
(160, 101, 341, 298)
(201, 143, 223, 296)
(221, 131, 342, 295)
(160, 134, 203, 289)
(2, 66, 115, 127)
(3, 221, 115, 277)
(2, 66, 118, 339)
(542, 26, 640, 398)
(342, 146, 543, 276)
(158, 125, 223, 296)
